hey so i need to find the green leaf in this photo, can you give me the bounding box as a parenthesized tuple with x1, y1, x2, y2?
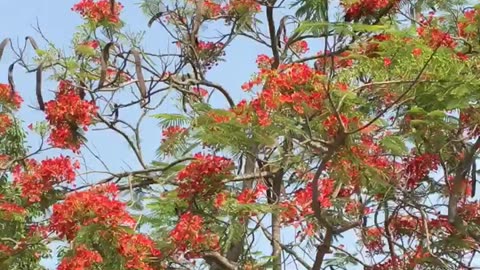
(75, 44, 96, 57)
(152, 113, 190, 128)
(380, 136, 408, 155)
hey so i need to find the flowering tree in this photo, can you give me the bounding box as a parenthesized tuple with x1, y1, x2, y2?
(2, 0, 480, 269)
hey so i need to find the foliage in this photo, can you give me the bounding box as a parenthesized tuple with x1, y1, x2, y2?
(2, 0, 480, 269)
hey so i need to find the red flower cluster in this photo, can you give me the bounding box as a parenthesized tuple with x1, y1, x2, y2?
(227, 0, 261, 15)
(170, 212, 219, 257)
(117, 233, 162, 270)
(0, 114, 12, 135)
(58, 245, 103, 270)
(460, 107, 480, 137)
(194, 0, 260, 18)
(389, 215, 419, 238)
(342, 0, 399, 21)
(72, 0, 123, 24)
(203, 0, 224, 17)
(458, 8, 480, 39)
(176, 153, 234, 200)
(279, 178, 334, 225)
(403, 153, 439, 189)
(242, 63, 326, 126)
(0, 202, 26, 220)
(237, 183, 267, 204)
(13, 156, 79, 203)
(82, 40, 100, 49)
(457, 201, 480, 224)
(50, 183, 135, 241)
(0, 83, 23, 109)
(45, 80, 97, 152)
(323, 114, 356, 135)
(370, 246, 429, 270)
(161, 126, 187, 143)
(363, 227, 384, 254)
(197, 41, 226, 70)
(417, 14, 456, 49)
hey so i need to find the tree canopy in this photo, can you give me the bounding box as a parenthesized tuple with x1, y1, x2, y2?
(1, 0, 480, 269)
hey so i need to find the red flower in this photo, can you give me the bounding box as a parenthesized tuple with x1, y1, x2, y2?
(289, 40, 309, 55)
(417, 14, 456, 49)
(45, 80, 97, 152)
(162, 126, 187, 143)
(403, 153, 439, 189)
(412, 48, 422, 57)
(13, 156, 79, 203)
(214, 192, 228, 208)
(58, 245, 103, 270)
(72, 0, 123, 24)
(363, 227, 384, 254)
(176, 153, 234, 200)
(225, 0, 261, 14)
(0, 114, 12, 135)
(106, 68, 132, 84)
(82, 40, 100, 49)
(170, 212, 219, 257)
(0, 202, 26, 218)
(196, 41, 225, 70)
(50, 183, 136, 241)
(117, 233, 162, 270)
(0, 84, 23, 109)
(342, 0, 400, 21)
(237, 184, 267, 204)
(383, 57, 392, 67)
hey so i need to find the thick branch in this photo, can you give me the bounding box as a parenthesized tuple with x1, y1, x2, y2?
(203, 251, 238, 270)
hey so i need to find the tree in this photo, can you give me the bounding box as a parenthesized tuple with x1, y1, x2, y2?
(1, 0, 480, 269)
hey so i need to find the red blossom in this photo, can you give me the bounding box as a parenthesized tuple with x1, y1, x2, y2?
(383, 57, 392, 67)
(170, 212, 219, 257)
(176, 154, 234, 200)
(242, 63, 327, 126)
(412, 48, 422, 57)
(82, 40, 100, 49)
(403, 153, 439, 189)
(226, 0, 261, 14)
(363, 227, 384, 254)
(58, 245, 103, 270)
(0, 83, 23, 109)
(237, 183, 267, 204)
(117, 233, 162, 270)
(342, 0, 400, 22)
(161, 126, 188, 143)
(72, 0, 123, 24)
(197, 41, 226, 70)
(0, 202, 26, 218)
(13, 156, 79, 203)
(417, 14, 456, 49)
(45, 80, 97, 152)
(289, 40, 309, 55)
(458, 8, 480, 39)
(0, 114, 12, 135)
(50, 184, 135, 241)
(214, 192, 228, 208)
